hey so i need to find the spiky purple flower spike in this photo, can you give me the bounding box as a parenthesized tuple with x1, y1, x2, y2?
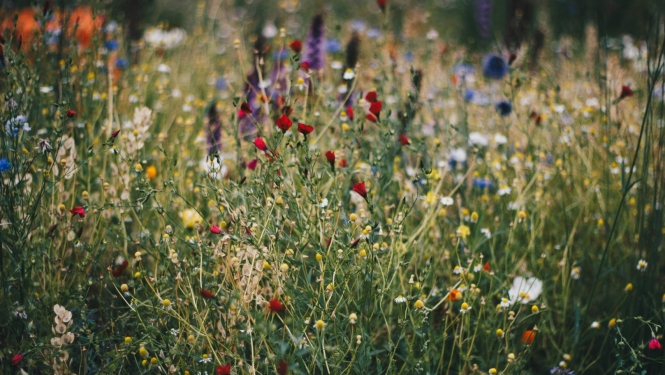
(475, 0, 492, 39)
(205, 101, 222, 154)
(239, 70, 261, 140)
(303, 14, 325, 71)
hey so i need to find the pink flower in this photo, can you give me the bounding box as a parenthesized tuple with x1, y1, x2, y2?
(649, 337, 662, 350)
(210, 225, 222, 234)
(247, 159, 258, 170)
(69, 206, 86, 218)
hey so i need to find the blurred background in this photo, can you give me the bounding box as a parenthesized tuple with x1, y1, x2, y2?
(0, 0, 657, 46)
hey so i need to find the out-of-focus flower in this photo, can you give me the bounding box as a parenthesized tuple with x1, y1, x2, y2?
(496, 101, 512, 116)
(482, 54, 509, 79)
(521, 330, 536, 344)
(649, 337, 662, 350)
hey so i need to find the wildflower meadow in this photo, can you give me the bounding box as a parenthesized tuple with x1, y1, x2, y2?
(1, 0, 665, 374)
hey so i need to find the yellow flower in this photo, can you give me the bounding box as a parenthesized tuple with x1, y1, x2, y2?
(456, 225, 471, 239)
(531, 305, 539, 313)
(625, 283, 633, 292)
(162, 299, 171, 308)
(496, 328, 504, 337)
(150, 357, 158, 365)
(139, 347, 148, 358)
(414, 300, 424, 309)
(120, 284, 129, 292)
(124, 336, 132, 343)
(608, 318, 616, 328)
(180, 209, 203, 229)
(315, 319, 325, 330)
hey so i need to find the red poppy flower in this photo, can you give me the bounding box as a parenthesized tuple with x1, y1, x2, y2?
(210, 225, 222, 234)
(199, 289, 215, 299)
(352, 182, 368, 200)
(70, 206, 86, 218)
(365, 91, 377, 103)
(365, 113, 378, 123)
(289, 39, 302, 53)
(216, 364, 231, 375)
(377, 0, 386, 11)
(253, 137, 268, 151)
(325, 151, 335, 168)
(398, 134, 409, 145)
(369, 101, 382, 117)
(297, 123, 313, 136)
(649, 337, 662, 350)
(247, 159, 258, 170)
(268, 298, 285, 313)
(483, 261, 491, 272)
(521, 330, 536, 345)
(240, 102, 252, 116)
(110, 130, 120, 139)
(11, 353, 24, 366)
(339, 158, 348, 168)
(300, 62, 310, 71)
(275, 114, 293, 133)
(277, 360, 289, 375)
(66, 109, 77, 118)
(346, 106, 354, 120)
(620, 85, 633, 99)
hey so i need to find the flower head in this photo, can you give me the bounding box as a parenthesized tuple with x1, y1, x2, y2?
(521, 330, 536, 344)
(620, 85, 633, 99)
(325, 151, 336, 169)
(352, 182, 368, 200)
(636, 259, 647, 272)
(268, 298, 285, 314)
(289, 39, 302, 53)
(0, 158, 10, 173)
(11, 353, 24, 366)
(298, 123, 313, 136)
(496, 100, 512, 116)
(253, 137, 268, 151)
(216, 364, 231, 375)
(275, 114, 293, 133)
(508, 276, 543, 304)
(482, 54, 509, 80)
(66, 109, 77, 118)
(69, 206, 86, 218)
(199, 289, 215, 299)
(649, 337, 662, 350)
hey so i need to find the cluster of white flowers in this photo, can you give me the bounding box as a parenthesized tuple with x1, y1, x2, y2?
(144, 28, 187, 49)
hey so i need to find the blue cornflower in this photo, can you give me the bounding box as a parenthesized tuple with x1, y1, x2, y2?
(482, 54, 509, 79)
(496, 101, 512, 116)
(473, 178, 494, 190)
(115, 58, 129, 69)
(5, 115, 30, 136)
(104, 39, 119, 51)
(464, 89, 475, 103)
(0, 158, 10, 173)
(404, 51, 415, 62)
(216, 78, 228, 91)
(325, 38, 342, 54)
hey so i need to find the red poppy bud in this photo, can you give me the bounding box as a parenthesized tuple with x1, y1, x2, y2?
(398, 134, 409, 145)
(339, 158, 348, 168)
(620, 85, 633, 99)
(275, 114, 293, 133)
(365, 113, 377, 123)
(247, 159, 258, 170)
(346, 106, 354, 120)
(300, 62, 310, 71)
(365, 91, 377, 103)
(216, 364, 231, 375)
(377, 0, 386, 11)
(325, 151, 335, 169)
(289, 39, 302, 53)
(111, 130, 120, 139)
(11, 353, 24, 366)
(69, 206, 86, 218)
(112, 260, 128, 278)
(66, 109, 77, 118)
(268, 298, 284, 313)
(297, 123, 313, 135)
(369, 101, 382, 117)
(210, 225, 222, 234)
(352, 182, 368, 200)
(199, 289, 215, 299)
(253, 137, 268, 151)
(521, 330, 536, 345)
(350, 238, 361, 247)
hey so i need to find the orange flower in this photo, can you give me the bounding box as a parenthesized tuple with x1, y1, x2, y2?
(448, 289, 462, 301)
(146, 166, 157, 180)
(521, 330, 536, 345)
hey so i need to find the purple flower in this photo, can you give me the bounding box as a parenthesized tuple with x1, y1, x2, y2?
(303, 14, 326, 71)
(475, 0, 492, 39)
(205, 102, 222, 154)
